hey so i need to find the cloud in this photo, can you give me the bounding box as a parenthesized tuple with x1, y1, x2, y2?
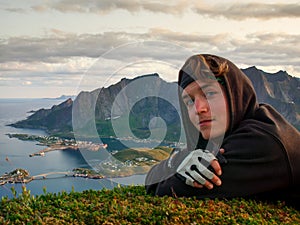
(31, 0, 188, 15)
(22, 81, 32, 85)
(192, 2, 300, 20)
(231, 32, 300, 65)
(0, 31, 140, 63)
(0, 30, 195, 64)
(28, 0, 300, 20)
(4, 7, 27, 13)
(0, 29, 299, 68)
(0, 29, 299, 82)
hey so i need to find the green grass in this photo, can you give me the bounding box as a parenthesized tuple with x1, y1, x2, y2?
(114, 146, 172, 162)
(1, 186, 299, 224)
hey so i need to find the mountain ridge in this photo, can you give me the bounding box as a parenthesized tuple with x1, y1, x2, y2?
(10, 68, 300, 140)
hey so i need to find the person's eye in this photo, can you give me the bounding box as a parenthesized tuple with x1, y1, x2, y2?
(185, 99, 194, 106)
(205, 91, 218, 98)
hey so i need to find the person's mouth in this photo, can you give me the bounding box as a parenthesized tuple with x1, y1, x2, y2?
(199, 119, 213, 127)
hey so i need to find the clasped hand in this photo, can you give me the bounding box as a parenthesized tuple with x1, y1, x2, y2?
(176, 149, 223, 189)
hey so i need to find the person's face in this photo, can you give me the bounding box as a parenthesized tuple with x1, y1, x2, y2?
(181, 79, 229, 140)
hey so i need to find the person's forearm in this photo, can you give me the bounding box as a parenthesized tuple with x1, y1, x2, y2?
(145, 148, 190, 191)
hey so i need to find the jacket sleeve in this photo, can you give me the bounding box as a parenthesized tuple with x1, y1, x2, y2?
(145, 148, 190, 194)
(145, 148, 226, 196)
(145, 123, 293, 199)
(218, 122, 292, 197)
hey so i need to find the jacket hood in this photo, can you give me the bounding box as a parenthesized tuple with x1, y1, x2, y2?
(178, 54, 258, 150)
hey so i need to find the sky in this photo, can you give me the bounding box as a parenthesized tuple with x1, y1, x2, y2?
(0, 0, 300, 98)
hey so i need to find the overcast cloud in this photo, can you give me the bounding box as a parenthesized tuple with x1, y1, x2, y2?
(0, 0, 299, 98)
(1, 30, 299, 68)
(26, 0, 300, 20)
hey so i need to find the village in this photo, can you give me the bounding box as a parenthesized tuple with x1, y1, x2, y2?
(6, 133, 108, 157)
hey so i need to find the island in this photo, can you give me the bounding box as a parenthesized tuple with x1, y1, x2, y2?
(0, 168, 105, 186)
(0, 169, 33, 185)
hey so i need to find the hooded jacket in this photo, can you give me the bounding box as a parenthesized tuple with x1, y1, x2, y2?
(145, 54, 300, 202)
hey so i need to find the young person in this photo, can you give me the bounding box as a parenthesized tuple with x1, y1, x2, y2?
(145, 54, 300, 204)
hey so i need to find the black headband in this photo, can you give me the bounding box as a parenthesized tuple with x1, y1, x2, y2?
(179, 70, 225, 90)
(179, 70, 196, 90)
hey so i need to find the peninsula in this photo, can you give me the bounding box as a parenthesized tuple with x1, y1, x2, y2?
(6, 133, 107, 157)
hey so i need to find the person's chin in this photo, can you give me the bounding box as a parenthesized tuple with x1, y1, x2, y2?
(200, 131, 210, 140)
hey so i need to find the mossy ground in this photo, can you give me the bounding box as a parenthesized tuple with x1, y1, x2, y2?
(1, 185, 299, 224)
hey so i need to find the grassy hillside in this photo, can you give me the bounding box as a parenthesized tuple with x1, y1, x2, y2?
(91, 146, 172, 178)
(114, 146, 172, 163)
(1, 185, 299, 224)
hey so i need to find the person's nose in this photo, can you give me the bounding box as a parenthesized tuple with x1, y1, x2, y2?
(194, 97, 209, 114)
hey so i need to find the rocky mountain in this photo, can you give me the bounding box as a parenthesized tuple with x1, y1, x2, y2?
(71, 73, 181, 141)
(11, 98, 73, 136)
(10, 68, 300, 140)
(243, 66, 300, 125)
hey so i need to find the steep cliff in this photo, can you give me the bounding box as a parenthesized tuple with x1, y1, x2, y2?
(11, 98, 73, 134)
(72, 73, 181, 141)
(242, 67, 300, 126)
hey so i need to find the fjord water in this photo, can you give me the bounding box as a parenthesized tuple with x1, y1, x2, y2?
(0, 98, 145, 198)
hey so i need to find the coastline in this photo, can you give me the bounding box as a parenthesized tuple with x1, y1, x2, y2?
(4, 133, 170, 187)
(29, 145, 79, 157)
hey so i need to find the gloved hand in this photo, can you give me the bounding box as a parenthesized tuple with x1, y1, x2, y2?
(176, 149, 218, 187)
